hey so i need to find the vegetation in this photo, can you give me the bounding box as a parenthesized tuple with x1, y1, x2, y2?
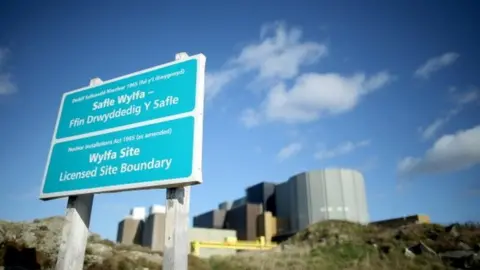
(1, 217, 479, 269)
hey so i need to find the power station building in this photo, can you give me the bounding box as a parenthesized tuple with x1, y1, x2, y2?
(117, 168, 370, 255)
(193, 168, 370, 241)
(275, 169, 369, 235)
(142, 205, 166, 251)
(116, 207, 146, 245)
(117, 204, 237, 257)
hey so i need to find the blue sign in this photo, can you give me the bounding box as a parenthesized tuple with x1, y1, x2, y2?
(40, 54, 206, 200)
(57, 58, 198, 139)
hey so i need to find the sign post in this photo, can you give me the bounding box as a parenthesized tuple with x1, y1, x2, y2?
(40, 52, 206, 270)
(55, 78, 102, 270)
(162, 52, 192, 270)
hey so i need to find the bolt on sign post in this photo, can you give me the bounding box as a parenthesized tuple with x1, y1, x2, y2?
(40, 52, 206, 270)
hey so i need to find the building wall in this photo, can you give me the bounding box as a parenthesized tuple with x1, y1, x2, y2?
(189, 228, 237, 258)
(193, 209, 227, 229)
(274, 181, 291, 234)
(371, 214, 430, 228)
(256, 211, 277, 242)
(116, 218, 144, 245)
(225, 203, 263, 240)
(142, 212, 166, 251)
(276, 169, 370, 233)
(246, 182, 276, 213)
(218, 201, 232, 211)
(231, 197, 247, 208)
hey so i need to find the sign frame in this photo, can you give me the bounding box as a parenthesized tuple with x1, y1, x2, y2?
(39, 54, 206, 200)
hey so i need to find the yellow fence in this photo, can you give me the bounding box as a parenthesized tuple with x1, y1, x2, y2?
(190, 236, 278, 256)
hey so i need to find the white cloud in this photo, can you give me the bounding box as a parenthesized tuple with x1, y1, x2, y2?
(205, 22, 327, 101)
(231, 21, 327, 82)
(276, 142, 302, 162)
(239, 108, 261, 128)
(399, 125, 480, 176)
(455, 88, 479, 105)
(420, 109, 459, 140)
(206, 22, 393, 125)
(314, 140, 371, 160)
(0, 48, 16, 95)
(244, 71, 394, 125)
(205, 69, 239, 100)
(419, 88, 478, 140)
(414, 52, 460, 79)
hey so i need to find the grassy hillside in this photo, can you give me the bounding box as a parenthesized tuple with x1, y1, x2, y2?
(0, 217, 479, 269)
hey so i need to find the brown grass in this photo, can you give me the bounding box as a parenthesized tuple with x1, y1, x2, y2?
(2, 218, 479, 269)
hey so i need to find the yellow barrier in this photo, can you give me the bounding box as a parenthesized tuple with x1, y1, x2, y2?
(190, 236, 278, 256)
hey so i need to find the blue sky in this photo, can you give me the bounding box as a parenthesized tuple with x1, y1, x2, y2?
(0, 1, 479, 241)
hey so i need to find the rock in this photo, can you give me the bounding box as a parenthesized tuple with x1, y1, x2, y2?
(404, 248, 416, 258)
(439, 250, 478, 269)
(407, 241, 437, 256)
(395, 229, 408, 240)
(473, 243, 480, 253)
(0, 217, 163, 269)
(445, 224, 460, 238)
(457, 241, 471, 251)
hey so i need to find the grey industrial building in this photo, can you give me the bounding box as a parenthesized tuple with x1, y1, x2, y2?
(192, 209, 227, 229)
(193, 168, 370, 242)
(224, 203, 263, 241)
(142, 205, 166, 251)
(246, 182, 276, 215)
(275, 169, 369, 235)
(117, 205, 238, 257)
(116, 207, 146, 245)
(118, 168, 370, 255)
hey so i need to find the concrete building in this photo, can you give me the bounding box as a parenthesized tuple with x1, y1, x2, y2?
(218, 201, 232, 211)
(189, 227, 237, 258)
(275, 169, 369, 234)
(372, 214, 430, 228)
(246, 182, 276, 214)
(142, 205, 166, 251)
(116, 207, 146, 245)
(231, 197, 247, 208)
(256, 211, 277, 242)
(224, 203, 263, 240)
(193, 209, 227, 229)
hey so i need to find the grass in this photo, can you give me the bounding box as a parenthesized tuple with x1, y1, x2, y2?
(199, 220, 480, 270)
(1, 217, 479, 269)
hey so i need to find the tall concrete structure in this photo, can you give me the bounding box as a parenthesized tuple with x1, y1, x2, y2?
(275, 169, 369, 234)
(224, 203, 263, 240)
(231, 197, 246, 208)
(246, 182, 276, 214)
(142, 205, 166, 251)
(193, 209, 227, 229)
(218, 201, 232, 211)
(256, 211, 277, 242)
(116, 207, 146, 245)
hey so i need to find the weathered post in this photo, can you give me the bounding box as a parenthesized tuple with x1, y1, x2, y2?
(163, 52, 192, 270)
(55, 78, 103, 270)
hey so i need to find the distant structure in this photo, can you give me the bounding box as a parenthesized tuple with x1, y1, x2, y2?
(372, 214, 430, 228)
(142, 205, 166, 251)
(193, 168, 370, 242)
(192, 208, 227, 229)
(116, 207, 146, 245)
(224, 203, 263, 240)
(117, 168, 371, 254)
(116, 204, 237, 257)
(276, 169, 369, 235)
